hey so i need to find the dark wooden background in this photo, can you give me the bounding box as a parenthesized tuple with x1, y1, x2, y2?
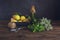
(0, 0, 60, 20)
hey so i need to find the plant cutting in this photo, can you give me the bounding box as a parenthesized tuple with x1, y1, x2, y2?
(27, 5, 45, 32)
(27, 5, 53, 32)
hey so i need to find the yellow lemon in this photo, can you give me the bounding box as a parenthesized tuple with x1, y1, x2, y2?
(13, 15, 20, 20)
(23, 19, 29, 22)
(21, 16, 26, 21)
(11, 18, 17, 22)
(23, 19, 26, 22)
(18, 20, 22, 22)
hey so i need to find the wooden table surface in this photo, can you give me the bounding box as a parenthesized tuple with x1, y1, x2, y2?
(0, 20, 60, 40)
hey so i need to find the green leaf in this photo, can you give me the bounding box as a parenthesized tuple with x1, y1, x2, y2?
(39, 25, 45, 32)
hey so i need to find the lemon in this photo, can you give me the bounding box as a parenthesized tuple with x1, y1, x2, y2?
(13, 15, 20, 20)
(23, 19, 29, 22)
(21, 16, 26, 21)
(23, 19, 26, 22)
(11, 18, 17, 22)
(18, 20, 22, 22)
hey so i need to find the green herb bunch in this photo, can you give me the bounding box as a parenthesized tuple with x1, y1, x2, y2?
(27, 5, 53, 32)
(27, 13, 53, 32)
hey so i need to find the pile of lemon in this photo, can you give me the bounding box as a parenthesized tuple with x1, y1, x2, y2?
(11, 14, 29, 22)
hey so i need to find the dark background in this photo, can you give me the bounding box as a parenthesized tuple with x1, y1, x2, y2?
(0, 0, 60, 20)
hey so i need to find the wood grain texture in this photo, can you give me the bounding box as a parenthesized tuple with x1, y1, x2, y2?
(0, 21, 60, 40)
